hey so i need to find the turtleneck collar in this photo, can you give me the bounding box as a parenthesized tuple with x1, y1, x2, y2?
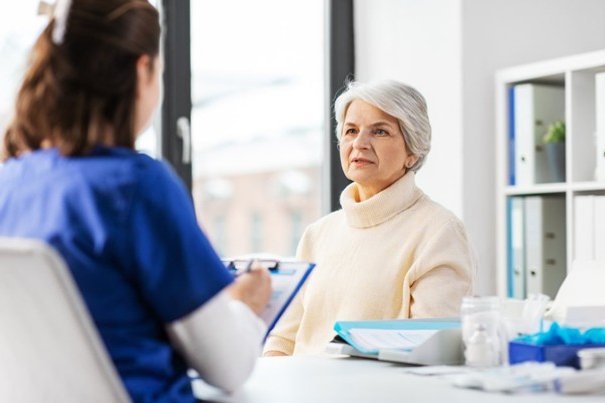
(339, 172, 424, 228)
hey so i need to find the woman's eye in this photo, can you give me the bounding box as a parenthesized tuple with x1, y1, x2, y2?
(374, 129, 388, 136)
(344, 128, 357, 135)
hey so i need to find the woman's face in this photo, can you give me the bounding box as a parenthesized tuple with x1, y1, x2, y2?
(134, 55, 162, 136)
(339, 100, 415, 201)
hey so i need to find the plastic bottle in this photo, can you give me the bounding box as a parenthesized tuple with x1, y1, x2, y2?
(461, 296, 502, 367)
(465, 324, 500, 367)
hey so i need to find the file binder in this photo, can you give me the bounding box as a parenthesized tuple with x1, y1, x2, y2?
(327, 318, 463, 365)
(593, 196, 605, 263)
(574, 195, 595, 261)
(510, 196, 526, 299)
(508, 86, 517, 185)
(524, 196, 566, 299)
(595, 72, 605, 181)
(513, 84, 565, 185)
(572, 195, 605, 263)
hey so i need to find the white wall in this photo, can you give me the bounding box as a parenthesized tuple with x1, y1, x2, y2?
(355, 0, 463, 217)
(461, 0, 605, 294)
(354, 0, 605, 295)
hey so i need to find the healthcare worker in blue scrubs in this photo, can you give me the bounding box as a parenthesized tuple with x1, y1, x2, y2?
(0, 1, 271, 402)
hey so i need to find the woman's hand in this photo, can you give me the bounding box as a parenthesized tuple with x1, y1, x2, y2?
(263, 350, 288, 357)
(228, 266, 272, 316)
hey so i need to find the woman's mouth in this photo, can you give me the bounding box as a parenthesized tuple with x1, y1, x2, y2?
(351, 158, 373, 166)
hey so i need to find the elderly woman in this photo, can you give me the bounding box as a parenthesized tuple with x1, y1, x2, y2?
(263, 80, 476, 356)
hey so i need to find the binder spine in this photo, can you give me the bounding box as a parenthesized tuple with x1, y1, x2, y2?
(508, 86, 516, 186)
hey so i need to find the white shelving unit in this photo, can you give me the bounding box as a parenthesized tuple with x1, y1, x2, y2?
(495, 49, 605, 298)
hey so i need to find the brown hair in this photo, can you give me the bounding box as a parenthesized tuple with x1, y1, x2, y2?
(3, 0, 160, 160)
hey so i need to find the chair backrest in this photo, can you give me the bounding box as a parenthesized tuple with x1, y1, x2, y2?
(0, 238, 131, 403)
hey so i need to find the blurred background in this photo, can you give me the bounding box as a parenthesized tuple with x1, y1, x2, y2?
(2, 0, 605, 296)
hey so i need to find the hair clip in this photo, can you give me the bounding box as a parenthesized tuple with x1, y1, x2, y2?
(37, 1, 54, 16)
(51, 0, 72, 45)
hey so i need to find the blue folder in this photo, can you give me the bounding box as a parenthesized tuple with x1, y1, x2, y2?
(334, 318, 460, 355)
(508, 85, 516, 185)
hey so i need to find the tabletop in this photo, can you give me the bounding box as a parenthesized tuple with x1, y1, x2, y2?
(192, 355, 605, 403)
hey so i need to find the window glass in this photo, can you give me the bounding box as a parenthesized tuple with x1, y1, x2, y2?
(191, 0, 324, 257)
(0, 2, 47, 157)
(213, 215, 227, 255)
(134, 0, 162, 157)
(0, 1, 161, 160)
(250, 212, 264, 252)
(290, 210, 304, 256)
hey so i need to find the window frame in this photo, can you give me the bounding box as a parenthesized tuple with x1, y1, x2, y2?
(160, 0, 354, 211)
(326, 0, 355, 212)
(161, 0, 192, 189)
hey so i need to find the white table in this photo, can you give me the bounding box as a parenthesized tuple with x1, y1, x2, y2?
(193, 356, 605, 403)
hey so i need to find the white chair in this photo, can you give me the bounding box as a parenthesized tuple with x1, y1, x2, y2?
(0, 238, 130, 402)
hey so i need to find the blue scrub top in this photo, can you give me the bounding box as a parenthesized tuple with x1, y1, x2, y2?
(0, 147, 234, 403)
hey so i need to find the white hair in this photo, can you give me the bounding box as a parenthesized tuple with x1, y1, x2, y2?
(334, 80, 432, 172)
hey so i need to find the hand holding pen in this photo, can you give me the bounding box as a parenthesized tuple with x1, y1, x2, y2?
(228, 260, 272, 316)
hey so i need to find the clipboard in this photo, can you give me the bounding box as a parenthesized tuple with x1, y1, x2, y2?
(222, 258, 315, 340)
(328, 318, 464, 365)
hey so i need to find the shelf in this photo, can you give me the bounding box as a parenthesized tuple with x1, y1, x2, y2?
(570, 181, 605, 192)
(504, 183, 567, 196)
(496, 49, 605, 84)
(496, 50, 605, 299)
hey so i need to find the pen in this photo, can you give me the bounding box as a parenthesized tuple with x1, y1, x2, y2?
(244, 259, 254, 273)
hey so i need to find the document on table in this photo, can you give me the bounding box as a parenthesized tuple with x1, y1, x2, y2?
(348, 328, 439, 351)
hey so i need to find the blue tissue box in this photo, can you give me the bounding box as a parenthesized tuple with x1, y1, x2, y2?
(508, 341, 605, 369)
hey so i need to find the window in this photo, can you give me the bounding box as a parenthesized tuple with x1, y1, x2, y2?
(0, 2, 47, 147)
(250, 212, 264, 253)
(135, 0, 162, 157)
(0, 1, 163, 158)
(190, 0, 324, 257)
(1, 1, 354, 249)
(290, 211, 304, 255)
(213, 215, 227, 255)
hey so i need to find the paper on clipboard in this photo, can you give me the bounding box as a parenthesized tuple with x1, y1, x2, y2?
(223, 257, 315, 339)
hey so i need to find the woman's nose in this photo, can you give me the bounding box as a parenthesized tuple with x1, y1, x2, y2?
(352, 131, 371, 148)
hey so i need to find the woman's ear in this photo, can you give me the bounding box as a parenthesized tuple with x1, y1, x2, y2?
(406, 156, 419, 169)
(135, 55, 153, 97)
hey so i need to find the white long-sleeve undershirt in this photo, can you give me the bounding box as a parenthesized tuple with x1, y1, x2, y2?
(166, 290, 266, 393)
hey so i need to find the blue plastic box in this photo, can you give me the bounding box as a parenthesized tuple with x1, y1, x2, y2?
(508, 341, 605, 369)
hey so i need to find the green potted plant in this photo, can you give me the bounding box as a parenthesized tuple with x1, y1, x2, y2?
(543, 120, 566, 182)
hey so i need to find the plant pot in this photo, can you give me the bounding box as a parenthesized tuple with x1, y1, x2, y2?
(545, 142, 566, 182)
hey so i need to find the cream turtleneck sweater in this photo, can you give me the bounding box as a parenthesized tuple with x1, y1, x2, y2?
(263, 172, 476, 356)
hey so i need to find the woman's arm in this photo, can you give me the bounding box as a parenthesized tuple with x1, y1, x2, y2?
(406, 218, 476, 318)
(166, 290, 266, 393)
(261, 288, 304, 356)
(125, 163, 273, 390)
(263, 351, 288, 357)
(261, 227, 315, 356)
